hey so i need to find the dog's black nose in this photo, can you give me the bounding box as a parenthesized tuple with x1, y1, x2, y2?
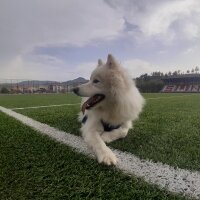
(72, 87, 79, 94)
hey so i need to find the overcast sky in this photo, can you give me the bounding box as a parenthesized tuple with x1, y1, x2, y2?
(1, 0, 200, 81)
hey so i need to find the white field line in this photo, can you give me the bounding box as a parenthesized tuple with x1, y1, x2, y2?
(0, 106, 200, 199)
(146, 94, 199, 100)
(12, 103, 80, 110)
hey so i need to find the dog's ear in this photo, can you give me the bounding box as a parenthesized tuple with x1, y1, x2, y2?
(106, 54, 118, 69)
(98, 59, 104, 66)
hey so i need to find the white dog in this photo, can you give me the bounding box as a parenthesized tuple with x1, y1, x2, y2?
(73, 54, 145, 165)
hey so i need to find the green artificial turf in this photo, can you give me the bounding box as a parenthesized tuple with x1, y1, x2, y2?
(142, 93, 193, 98)
(0, 93, 191, 108)
(111, 94, 200, 171)
(0, 111, 187, 200)
(0, 93, 80, 108)
(13, 93, 200, 172)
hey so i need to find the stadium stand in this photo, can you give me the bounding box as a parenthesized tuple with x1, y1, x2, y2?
(161, 74, 200, 93)
(185, 85, 192, 92)
(162, 85, 176, 92)
(191, 85, 199, 92)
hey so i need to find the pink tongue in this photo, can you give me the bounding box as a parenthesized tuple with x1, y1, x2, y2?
(81, 95, 103, 114)
(81, 97, 93, 114)
(81, 101, 87, 114)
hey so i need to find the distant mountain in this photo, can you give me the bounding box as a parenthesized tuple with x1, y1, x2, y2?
(0, 77, 88, 86)
(62, 77, 88, 85)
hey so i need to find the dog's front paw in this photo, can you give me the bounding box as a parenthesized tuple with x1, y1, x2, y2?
(97, 148, 117, 166)
(101, 132, 113, 143)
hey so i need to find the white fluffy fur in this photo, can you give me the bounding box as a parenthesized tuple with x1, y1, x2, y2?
(75, 54, 145, 165)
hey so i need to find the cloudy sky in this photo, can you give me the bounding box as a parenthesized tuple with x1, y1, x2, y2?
(1, 0, 200, 81)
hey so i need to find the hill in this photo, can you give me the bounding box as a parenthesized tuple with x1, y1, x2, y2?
(62, 77, 88, 85)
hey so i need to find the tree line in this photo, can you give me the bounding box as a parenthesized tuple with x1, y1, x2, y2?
(150, 66, 199, 77)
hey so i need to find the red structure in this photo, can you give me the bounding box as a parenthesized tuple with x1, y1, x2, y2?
(161, 74, 200, 93)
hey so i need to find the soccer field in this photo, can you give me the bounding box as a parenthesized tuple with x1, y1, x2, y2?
(0, 93, 200, 199)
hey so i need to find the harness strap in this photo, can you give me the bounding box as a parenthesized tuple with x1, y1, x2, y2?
(81, 115, 121, 132)
(82, 115, 88, 124)
(101, 120, 121, 132)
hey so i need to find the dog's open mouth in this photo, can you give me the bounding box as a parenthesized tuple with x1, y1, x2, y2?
(82, 94, 105, 114)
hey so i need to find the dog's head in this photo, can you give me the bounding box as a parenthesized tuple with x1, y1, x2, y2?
(73, 54, 132, 112)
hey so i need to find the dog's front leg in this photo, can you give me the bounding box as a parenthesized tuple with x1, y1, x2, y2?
(82, 126, 117, 165)
(101, 121, 132, 143)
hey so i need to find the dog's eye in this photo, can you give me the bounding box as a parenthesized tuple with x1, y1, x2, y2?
(93, 79, 100, 84)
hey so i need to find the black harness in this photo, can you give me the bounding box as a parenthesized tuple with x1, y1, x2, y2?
(82, 115, 121, 132)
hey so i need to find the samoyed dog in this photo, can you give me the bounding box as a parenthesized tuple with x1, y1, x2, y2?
(73, 54, 145, 165)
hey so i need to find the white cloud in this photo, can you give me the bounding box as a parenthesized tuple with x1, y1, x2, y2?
(183, 48, 195, 55)
(0, 55, 67, 81)
(0, 0, 124, 55)
(74, 58, 154, 79)
(122, 59, 153, 78)
(0, 0, 125, 79)
(72, 62, 97, 80)
(106, 0, 200, 41)
(183, 23, 200, 39)
(1, 55, 154, 80)
(0, 54, 98, 81)
(1, 0, 200, 81)
(139, 0, 199, 37)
